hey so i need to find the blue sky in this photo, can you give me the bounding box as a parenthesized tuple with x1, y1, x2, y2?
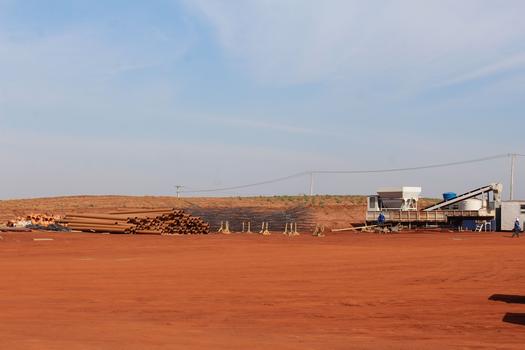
(0, 0, 524, 199)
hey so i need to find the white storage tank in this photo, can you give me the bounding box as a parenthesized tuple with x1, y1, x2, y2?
(460, 198, 483, 211)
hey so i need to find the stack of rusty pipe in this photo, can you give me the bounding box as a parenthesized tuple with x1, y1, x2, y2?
(59, 208, 210, 235)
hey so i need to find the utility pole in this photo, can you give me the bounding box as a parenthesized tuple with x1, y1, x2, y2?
(175, 185, 184, 198)
(309, 172, 314, 196)
(510, 154, 516, 201)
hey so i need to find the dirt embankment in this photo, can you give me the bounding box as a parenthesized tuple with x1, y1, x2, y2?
(0, 195, 439, 231)
(0, 195, 367, 229)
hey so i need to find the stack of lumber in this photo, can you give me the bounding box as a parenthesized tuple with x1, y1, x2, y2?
(60, 208, 209, 235)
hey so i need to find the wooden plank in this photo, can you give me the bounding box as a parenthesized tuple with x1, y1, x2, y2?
(331, 225, 378, 232)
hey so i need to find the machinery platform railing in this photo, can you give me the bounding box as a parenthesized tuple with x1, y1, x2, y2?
(366, 210, 495, 223)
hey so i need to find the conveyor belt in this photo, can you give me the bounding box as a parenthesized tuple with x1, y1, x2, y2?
(423, 183, 500, 212)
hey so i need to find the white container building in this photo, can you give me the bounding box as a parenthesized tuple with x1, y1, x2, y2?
(499, 201, 525, 231)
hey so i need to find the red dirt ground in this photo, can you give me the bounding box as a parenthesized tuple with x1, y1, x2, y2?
(1, 231, 524, 349)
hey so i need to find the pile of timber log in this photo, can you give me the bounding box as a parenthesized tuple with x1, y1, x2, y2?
(7, 213, 62, 227)
(128, 211, 210, 235)
(60, 208, 209, 235)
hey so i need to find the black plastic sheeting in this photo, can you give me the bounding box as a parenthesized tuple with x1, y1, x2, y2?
(25, 223, 71, 232)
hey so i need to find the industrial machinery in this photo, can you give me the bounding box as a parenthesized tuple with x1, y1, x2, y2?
(367, 187, 421, 212)
(366, 183, 503, 227)
(423, 183, 502, 213)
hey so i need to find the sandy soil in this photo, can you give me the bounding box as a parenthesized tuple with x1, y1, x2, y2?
(1, 231, 524, 349)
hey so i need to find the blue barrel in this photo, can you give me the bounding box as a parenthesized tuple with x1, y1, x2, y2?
(443, 192, 457, 201)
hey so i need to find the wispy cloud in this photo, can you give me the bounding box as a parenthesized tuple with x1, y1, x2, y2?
(0, 1, 524, 198)
(436, 53, 525, 88)
(188, 0, 525, 89)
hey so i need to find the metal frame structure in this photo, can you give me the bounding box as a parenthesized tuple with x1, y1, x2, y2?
(366, 183, 503, 227)
(423, 183, 502, 212)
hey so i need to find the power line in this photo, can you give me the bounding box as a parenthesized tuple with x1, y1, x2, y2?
(310, 153, 508, 174)
(180, 171, 309, 194)
(180, 153, 512, 194)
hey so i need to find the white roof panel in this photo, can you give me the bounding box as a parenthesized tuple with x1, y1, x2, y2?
(377, 186, 422, 199)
